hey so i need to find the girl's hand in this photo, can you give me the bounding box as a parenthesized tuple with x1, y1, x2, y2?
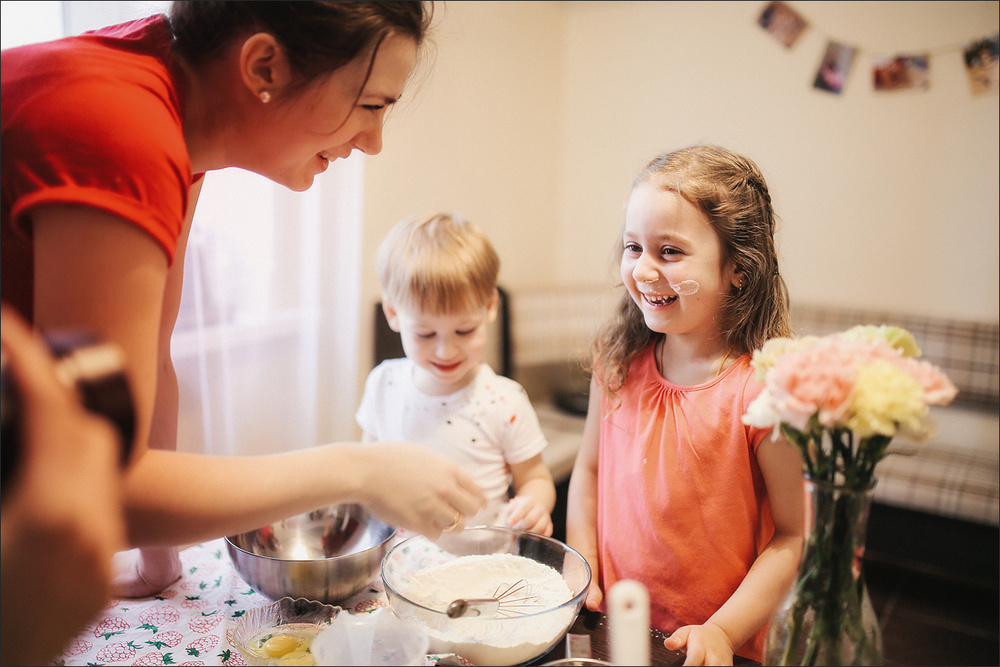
(585, 579, 604, 612)
(505, 494, 553, 536)
(664, 622, 735, 666)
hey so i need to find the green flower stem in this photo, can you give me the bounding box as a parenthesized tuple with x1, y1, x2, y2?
(771, 477, 880, 666)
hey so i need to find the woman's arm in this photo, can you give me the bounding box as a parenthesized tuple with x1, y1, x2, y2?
(565, 376, 604, 611)
(124, 442, 487, 544)
(30, 205, 485, 545)
(665, 433, 804, 665)
(32, 204, 168, 465)
(147, 178, 201, 456)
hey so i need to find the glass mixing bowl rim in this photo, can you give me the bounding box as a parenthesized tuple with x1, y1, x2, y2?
(380, 526, 592, 620)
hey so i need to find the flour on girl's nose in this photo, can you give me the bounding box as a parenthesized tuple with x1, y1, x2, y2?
(670, 280, 700, 295)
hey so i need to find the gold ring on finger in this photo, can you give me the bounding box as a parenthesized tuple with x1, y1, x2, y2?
(443, 511, 461, 533)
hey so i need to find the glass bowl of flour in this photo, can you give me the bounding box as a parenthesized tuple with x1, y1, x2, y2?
(381, 527, 591, 666)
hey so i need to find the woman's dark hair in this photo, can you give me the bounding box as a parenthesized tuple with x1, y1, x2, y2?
(169, 1, 433, 95)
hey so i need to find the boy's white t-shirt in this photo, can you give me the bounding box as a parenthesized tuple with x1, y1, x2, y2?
(355, 358, 548, 527)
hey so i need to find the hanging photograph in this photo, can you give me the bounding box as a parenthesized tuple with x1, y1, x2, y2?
(872, 55, 930, 91)
(757, 0, 807, 48)
(963, 34, 999, 95)
(813, 41, 856, 94)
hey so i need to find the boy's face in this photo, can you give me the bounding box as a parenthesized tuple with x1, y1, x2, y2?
(383, 291, 499, 396)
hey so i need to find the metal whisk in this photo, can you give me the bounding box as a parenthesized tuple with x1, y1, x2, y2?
(446, 579, 543, 618)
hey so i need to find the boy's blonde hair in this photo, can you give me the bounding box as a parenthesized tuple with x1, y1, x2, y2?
(376, 212, 500, 314)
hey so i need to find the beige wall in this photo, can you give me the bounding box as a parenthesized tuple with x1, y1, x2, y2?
(363, 1, 566, 290)
(361, 1, 999, 374)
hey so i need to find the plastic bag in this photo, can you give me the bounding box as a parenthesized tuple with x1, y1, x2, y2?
(311, 607, 429, 666)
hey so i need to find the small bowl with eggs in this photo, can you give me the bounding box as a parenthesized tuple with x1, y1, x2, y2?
(233, 597, 339, 666)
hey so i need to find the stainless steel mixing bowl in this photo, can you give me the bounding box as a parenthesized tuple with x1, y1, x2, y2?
(226, 504, 396, 604)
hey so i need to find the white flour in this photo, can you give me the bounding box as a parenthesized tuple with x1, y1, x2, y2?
(398, 552, 577, 665)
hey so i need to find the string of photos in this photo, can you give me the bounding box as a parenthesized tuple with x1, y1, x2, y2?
(757, 0, 999, 96)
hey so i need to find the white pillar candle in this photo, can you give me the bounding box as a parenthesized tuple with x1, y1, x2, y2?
(608, 579, 650, 666)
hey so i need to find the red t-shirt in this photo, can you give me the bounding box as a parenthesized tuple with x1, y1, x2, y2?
(1, 14, 192, 320)
(596, 344, 774, 662)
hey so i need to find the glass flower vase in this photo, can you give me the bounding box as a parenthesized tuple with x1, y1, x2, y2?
(764, 477, 884, 666)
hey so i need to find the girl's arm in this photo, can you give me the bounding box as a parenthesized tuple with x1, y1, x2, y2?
(565, 375, 604, 611)
(664, 433, 804, 665)
(507, 454, 556, 536)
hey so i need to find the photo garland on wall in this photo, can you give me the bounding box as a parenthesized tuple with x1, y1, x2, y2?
(873, 54, 930, 91)
(814, 41, 855, 94)
(757, 0, 807, 48)
(756, 0, 999, 96)
(964, 34, 1000, 94)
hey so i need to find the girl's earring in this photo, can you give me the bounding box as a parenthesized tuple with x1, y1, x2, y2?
(259, 91, 271, 104)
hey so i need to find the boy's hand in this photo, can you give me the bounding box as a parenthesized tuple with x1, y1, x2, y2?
(505, 495, 553, 536)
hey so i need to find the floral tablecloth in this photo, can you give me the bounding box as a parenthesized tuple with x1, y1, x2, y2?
(55, 538, 395, 666)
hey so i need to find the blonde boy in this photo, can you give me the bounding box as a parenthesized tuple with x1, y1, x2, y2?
(356, 212, 556, 534)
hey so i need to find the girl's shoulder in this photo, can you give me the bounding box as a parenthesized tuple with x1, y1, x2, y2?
(716, 353, 765, 405)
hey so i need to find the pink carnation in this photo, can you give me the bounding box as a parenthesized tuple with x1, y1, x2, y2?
(891, 356, 959, 405)
(766, 336, 860, 430)
(743, 325, 958, 484)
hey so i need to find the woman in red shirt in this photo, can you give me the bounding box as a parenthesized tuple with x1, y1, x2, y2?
(2, 1, 484, 602)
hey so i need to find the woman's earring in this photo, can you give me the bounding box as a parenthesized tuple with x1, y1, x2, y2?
(259, 91, 271, 104)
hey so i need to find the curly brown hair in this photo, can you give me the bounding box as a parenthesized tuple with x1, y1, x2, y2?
(591, 145, 792, 402)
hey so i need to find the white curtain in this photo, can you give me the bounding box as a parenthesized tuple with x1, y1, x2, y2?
(173, 162, 365, 456)
(3, 1, 365, 457)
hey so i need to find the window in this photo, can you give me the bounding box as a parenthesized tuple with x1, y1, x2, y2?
(3, 1, 365, 454)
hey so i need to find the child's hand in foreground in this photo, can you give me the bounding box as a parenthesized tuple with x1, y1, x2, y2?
(664, 622, 735, 666)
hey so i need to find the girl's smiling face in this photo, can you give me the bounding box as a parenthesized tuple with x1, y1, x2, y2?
(621, 180, 737, 340)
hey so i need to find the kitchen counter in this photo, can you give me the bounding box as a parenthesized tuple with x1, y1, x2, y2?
(544, 609, 758, 666)
(58, 538, 745, 666)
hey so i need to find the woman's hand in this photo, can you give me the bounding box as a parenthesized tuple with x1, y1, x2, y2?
(664, 622, 735, 666)
(355, 443, 486, 539)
